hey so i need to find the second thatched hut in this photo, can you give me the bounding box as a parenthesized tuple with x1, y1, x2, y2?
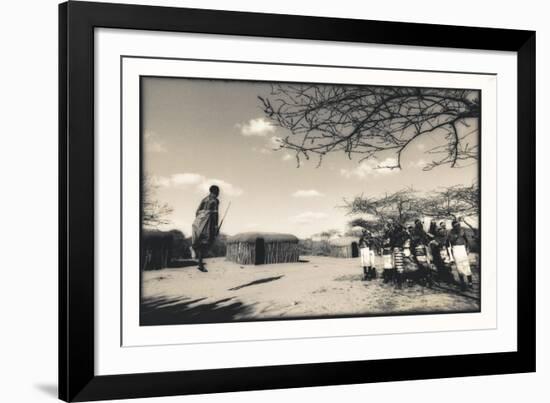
(328, 236, 360, 258)
(141, 230, 174, 270)
(226, 232, 299, 265)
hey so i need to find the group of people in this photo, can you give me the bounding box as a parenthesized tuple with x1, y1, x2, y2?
(191, 185, 474, 291)
(358, 218, 474, 291)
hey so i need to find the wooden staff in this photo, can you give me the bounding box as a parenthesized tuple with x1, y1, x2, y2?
(217, 202, 231, 235)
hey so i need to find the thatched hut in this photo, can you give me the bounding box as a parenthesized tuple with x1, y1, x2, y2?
(141, 230, 174, 270)
(328, 236, 360, 258)
(141, 230, 191, 270)
(226, 232, 299, 265)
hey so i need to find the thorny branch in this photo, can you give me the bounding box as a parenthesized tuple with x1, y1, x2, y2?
(259, 84, 480, 170)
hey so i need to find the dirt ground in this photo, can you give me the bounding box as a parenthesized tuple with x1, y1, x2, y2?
(141, 255, 480, 325)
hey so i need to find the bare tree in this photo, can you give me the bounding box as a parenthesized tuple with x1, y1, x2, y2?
(316, 229, 341, 239)
(142, 175, 173, 228)
(346, 217, 386, 237)
(259, 84, 479, 169)
(419, 183, 479, 234)
(342, 187, 422, 225)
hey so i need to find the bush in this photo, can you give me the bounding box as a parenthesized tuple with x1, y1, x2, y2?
(299, 239, 331, 256)
(169, 229, 191, 259)
(206, 233, 228, 258)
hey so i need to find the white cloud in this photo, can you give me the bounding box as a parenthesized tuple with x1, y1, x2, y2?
(282, 153, 293, 161)
(340, 157, 399, 179)
(416, 143, 426, 150)
(407, 158, 428, 169)
(155, 173, 243, 197)
(151, 176, 171, 187)
(170, 173, 203, 186)
(269, 136, 283, 149)
(237, 117, 276, 137)
(148, 142, 167, 153)
(144, 131, 167, 153)
(292, 189, 325, 198)
(197, 178, 244, 197)
(252, 146, 273, 155)
(250, 135, 283, 156)
(290, 211, 328, 224)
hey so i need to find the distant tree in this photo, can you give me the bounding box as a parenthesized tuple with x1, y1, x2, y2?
(206, 232, 228, 258)
(142, 175, 173, 228)
(419, 183, 479, 235)
(346, 218, 386, 235)
(259, 84, 479, 169)
(168, 229, 191, 260)
(308, 229, 340, 256)
(342, 187, 422, 225)
(310, 240, 331, 256)
(317, 229, 341, 239)
(298, 238, 314, 256)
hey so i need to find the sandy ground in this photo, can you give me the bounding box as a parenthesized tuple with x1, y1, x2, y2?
(141, 255, 480, 325)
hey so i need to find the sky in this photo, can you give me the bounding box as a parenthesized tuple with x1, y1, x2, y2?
(142, 77, 479, 238)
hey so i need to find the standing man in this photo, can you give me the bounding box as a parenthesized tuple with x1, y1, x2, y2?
(411, 219, 433, 286)
(191, 185, 220, 272)
(433, 221, 452, 282)
(359, 229, 376, 281)
(411, 219, 430, 247)
(448, 220, 473, 290)
(390, 223, 410, 289)
(382, 222, 394, 283)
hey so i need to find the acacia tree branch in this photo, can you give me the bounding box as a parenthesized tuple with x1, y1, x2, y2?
(259, 84, 480, 169)
(142, 175, 173, 228)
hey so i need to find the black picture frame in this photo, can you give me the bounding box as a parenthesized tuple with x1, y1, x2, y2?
(59, 1, 536, 401)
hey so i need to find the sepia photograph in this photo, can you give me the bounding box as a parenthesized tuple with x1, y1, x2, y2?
(139, 76, 481, 326)
(53, 2, 536, 400)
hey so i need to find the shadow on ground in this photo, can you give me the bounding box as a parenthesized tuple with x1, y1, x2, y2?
(228, 275, 284, 291)
(34, 383, 57, 398)
(334, 274, 364, 282)
(167, 259, 200, 268)
(140, 296, 255, 325)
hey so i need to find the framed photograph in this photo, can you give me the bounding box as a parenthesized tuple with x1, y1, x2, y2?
(59, 1, 535, 401)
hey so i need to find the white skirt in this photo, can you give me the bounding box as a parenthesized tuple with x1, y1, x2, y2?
(360, 247, 373, 267)
(452, 245, 472, 276)
(383, 254, 393, 269)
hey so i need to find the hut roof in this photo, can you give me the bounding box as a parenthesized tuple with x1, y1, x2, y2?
(328, 236, 359, 246)
(227, 232, 299, 244)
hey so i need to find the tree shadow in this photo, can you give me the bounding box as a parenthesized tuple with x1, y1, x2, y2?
(140, 296, 255, 325)
(228, 275, 284, 291)
(167, 259, 199, 268)
(334, 274, 364, 282)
